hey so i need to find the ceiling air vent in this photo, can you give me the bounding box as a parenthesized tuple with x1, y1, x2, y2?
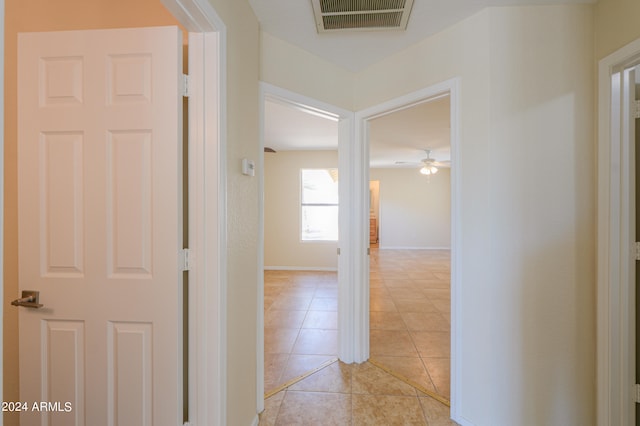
(311, 0, 414, 33)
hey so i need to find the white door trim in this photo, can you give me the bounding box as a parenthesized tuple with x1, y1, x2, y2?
(354, 77, 462, 419)
(257, 82, 355, 411)
(597, 37, 640, 426)
(161, 0, 227, 425)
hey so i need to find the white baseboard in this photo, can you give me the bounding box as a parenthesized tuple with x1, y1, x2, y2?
(250, 414, 259, 426)
(377, 246, 450, 250)
(264, 266, 338, 272)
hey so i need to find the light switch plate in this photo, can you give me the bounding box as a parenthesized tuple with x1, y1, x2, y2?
(242, 158, 255, 176)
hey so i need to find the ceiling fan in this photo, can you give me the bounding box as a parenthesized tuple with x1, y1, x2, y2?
(396, 149, 450, 175)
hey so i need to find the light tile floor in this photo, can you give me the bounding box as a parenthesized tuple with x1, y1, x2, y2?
(369, 248, 451, 400)
(259, 360, 456, 425)
(264, 270, 339, 395)
(263, 249, 451, 423)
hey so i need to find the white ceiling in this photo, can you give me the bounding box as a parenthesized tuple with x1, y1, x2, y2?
(264, 100, 339, 152)
(369, 95, 450, 168)
(249, 0, 594, 73)
(264, 95, 450, 168)
(257, 0, 592, 168)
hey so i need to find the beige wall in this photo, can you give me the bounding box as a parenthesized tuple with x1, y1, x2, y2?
(261, 4, 595, 424)
(369, 168, 450, 249)
(264, 150, 338, 269)
(486, 6, 594, 424)
(595, 0, 640, 60)
(197, 1, 260, 424)
(4, 2, 184, 425)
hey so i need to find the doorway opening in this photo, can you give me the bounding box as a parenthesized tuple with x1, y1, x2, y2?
(355, 78, 461, 417)
(257, 82, 353, 412)
(262, 96, 340, 397)
(367, 95, 452, 404)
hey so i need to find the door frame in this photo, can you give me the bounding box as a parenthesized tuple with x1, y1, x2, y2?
(354, 77, 462, 419)
(257, 82, 355, 411)
(597, 37, 640, 426)
(160, 0, 226, 424)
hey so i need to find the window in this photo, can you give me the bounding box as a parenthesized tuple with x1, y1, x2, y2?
(301, 168, 338, 241)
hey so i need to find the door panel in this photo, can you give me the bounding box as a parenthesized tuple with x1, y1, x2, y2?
(18, 26, 183, 426)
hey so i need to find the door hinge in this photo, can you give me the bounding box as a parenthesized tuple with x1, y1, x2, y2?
(635, 384, 640, 403)
(635, 100, 640, 119)
(635, 242, 640, 261)
(182, 74, 191, 98)
(337, 248, 341, 255)
(180, 248, 192, 271)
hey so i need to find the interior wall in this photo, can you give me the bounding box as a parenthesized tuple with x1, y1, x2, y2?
(204, 1, 261, 424)
(369, 168, 450, 249)
(487, 6, 594, 424)
(3, 2, 184, 425)
(264, 150, 339, 270)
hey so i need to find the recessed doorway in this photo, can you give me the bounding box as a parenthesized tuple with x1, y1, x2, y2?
(367, 94, 452, 403)
(257, 83, 354, 409)
(355, 78, 461, 416)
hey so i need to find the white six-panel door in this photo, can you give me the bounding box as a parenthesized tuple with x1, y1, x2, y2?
(17, 26, 183, 426)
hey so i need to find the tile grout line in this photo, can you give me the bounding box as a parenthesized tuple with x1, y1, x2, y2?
(371, 248, 451, 403)
(397, 302, 442, 398)
(398, 292, 444, 398)
(265, 275, 340, 399)
(369, 358, 450, 407)
(418, 355, 441, 399)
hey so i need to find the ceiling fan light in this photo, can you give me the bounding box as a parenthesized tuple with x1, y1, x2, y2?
(420, 165, 438, 175)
